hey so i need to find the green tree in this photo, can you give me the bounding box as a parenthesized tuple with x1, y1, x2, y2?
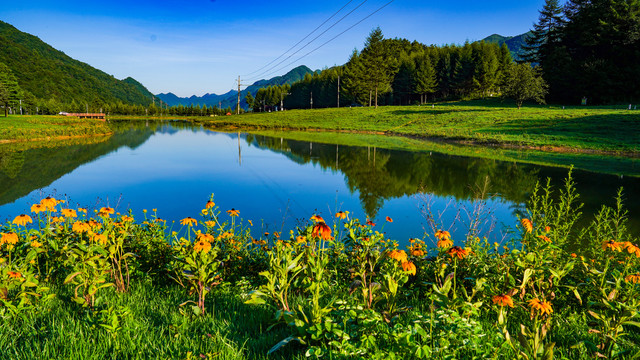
(503, 63, 548, 109)
(245, 92, 255, 111)
(414, 55, 437, 104)
(360, 27, 396, 108)
(522, 0, 565, 64)
(0, 63, 21, 117)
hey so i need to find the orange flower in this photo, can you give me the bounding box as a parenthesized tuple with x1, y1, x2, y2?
(181, 217, 198, 226)
(13, 214, 32, 226)
(528, 298, 553, 316)
(625, 273, 640, 284)
(296, 235, 307, 244)
(205, 200, 215, 209)
(602, 240, 623, 252)
(492, 294, 515, 308)
(50, 216, 64, 223)
(311, 222, 332, 240)
(544, 226, 551, 233)
(91, 233, 108, 245)
(571, 253, 577, 258)
(402, 261, 417, 275)
(31, 204, 45, 214)
(435, 230, 451, 240)
(72, 221, 91, 234)
(335, 211, 348, 220)
(121, 215, 134, 222)
(310, 214, 324, 223)
(521, 218, 533, 233)
(537, 235, 551, 243)
(197, 233, 215, 243)
(31, 239, 42, 248)
(61, 208, 77, 218)
(40, 197, 58, 211)
(388, 250, 408, 263)
(77, 207, 88, 214)
(624, 242, 640, 257)
(227, 208, 240, 217)
(411, 249, 425, 257)
(7, 271, 22, 279)
(437, 238, 454, 249)
(447, 246, 470, 259)
(385, 216, 393, 223)
(366, 219, 376, 227)
(193, 239, 212, 253)
(99, 207, 115, 217)
(1, 232, 19, 245)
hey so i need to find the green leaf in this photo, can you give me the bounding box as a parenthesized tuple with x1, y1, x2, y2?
(267, 336, 299, 355)
(622, 321, 640, 328)
(63, 271, 83, 284)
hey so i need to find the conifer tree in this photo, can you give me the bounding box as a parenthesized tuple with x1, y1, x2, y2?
(414, 55, 437, 104)
(522, 0, 565, 64)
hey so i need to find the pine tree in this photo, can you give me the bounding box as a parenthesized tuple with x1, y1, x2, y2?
(414, 55, 437, 104)
(0, 63, 21, 117)
(360, 27, 396, 108)
(522, 0, 565, 64)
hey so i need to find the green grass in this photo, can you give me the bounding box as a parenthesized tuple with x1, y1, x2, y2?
(0, 115, 112, 141)
(195, 100, 640, 154)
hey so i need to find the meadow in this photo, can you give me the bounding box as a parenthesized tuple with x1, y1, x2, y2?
(0, 114, 112, 142)
(1, 173, 639, 359)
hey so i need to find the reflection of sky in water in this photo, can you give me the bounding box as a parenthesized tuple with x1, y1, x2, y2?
(0, 125, 566, 246)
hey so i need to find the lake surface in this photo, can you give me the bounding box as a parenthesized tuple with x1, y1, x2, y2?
(1, 121, 639, 246)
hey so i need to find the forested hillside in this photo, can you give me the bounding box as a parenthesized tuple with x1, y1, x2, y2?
(0, 20, 153, 114)
(481, 32, 532, 61)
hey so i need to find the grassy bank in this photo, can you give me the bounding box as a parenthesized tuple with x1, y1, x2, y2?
(1, 176, 639, 359)
(0, 115, 112, 142)
(195, 100, 640, 154)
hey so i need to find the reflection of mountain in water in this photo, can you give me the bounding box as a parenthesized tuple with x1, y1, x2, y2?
(0, 126, 154, 206)
(242, 133, 640, 236)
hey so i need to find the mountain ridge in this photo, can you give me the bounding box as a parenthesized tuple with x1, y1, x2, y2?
(480, 31, 532, 61)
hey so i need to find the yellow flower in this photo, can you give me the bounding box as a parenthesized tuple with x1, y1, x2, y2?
(435, 230, 451, 240)
(61, 208, 77, 218)
(197, 233, 215, 243)
(99, 207, 115, 217)
(296, 235, 307, 244)
(227, 208, 240, 217)
(624, 242, 640, 257)
(1, 232, 19, 245)
(492, 294, 515, 308)
(437, 238, 454, 249)
(13, 214, 32, 226)
(625, 273, 640, 284)
(180, 217, 198, 226)
(248, 220, 253, 226)
(206, 201, 215, 209)
(311, 222, 332, 240)
(121, 215, 134, 222)
(194, 239, 212, 253)
(31, 204, 45, 214)
(72, 221, 91, 234)
(401, 261, 417, 275)
(50, 216, 64, 223)
(40, 197, 58, 211)
(602, 240, 624, 252)
(447, 246, 470, 259)
(77, 207, 87, 214)
(388, 250, 408, 263)
(335, 211, 348, 220)
(91, 233, 108, 245)
(528, 298, 553, 316)
(204, 221, 216, 228)
(521, 218, 533, 233)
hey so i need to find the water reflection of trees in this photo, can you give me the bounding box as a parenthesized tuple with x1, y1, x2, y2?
(244, 134, 541, 217)
(0, 128, 154, 206)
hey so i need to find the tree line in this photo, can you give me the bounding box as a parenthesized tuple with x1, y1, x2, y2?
(522, 0, 640, 104)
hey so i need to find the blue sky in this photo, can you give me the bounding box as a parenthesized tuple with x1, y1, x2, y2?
(2, 1, 545, 97)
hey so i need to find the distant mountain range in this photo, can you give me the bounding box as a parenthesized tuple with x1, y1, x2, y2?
(0, 20, 154, 105)
(156, 65, 316, 110)
(481, 31, 532, 61)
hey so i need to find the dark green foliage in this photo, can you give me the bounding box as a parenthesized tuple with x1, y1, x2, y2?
(0, 21, 153, 112)
(0, 63, 21, 117)
(503, 63, 549, 108)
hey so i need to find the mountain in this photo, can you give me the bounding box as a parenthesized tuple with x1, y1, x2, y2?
(0, 20, 152, 105)
(481, 31, 532, 61)
(156, 65, 315, 110)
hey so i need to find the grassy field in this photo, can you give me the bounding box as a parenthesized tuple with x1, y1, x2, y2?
(0, 115, 112, 142)
(195, 100, 640, 154)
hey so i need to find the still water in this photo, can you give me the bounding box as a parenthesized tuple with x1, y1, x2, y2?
(1, 121, 638, 245)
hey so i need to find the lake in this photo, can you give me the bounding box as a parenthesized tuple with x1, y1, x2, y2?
(1, 121, 638, 246)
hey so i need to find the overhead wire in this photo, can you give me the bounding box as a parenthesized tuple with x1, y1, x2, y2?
(243, 0, 370, 82)
(255, 0, 395, 80)
(242, 0, 355, 77)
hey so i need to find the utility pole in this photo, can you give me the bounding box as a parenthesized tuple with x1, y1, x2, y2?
(236, 76, 246, 115)
(337, 75, 340, 108)
(280, 92, 290, 111)
(19, 99, 22, 115)
(310, 91, 313, 109)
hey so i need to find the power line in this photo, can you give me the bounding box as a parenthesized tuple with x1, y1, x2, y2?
(244, 0, 370, 81)
(242, 0, 355, 77)
(256, 0, 395, 80)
